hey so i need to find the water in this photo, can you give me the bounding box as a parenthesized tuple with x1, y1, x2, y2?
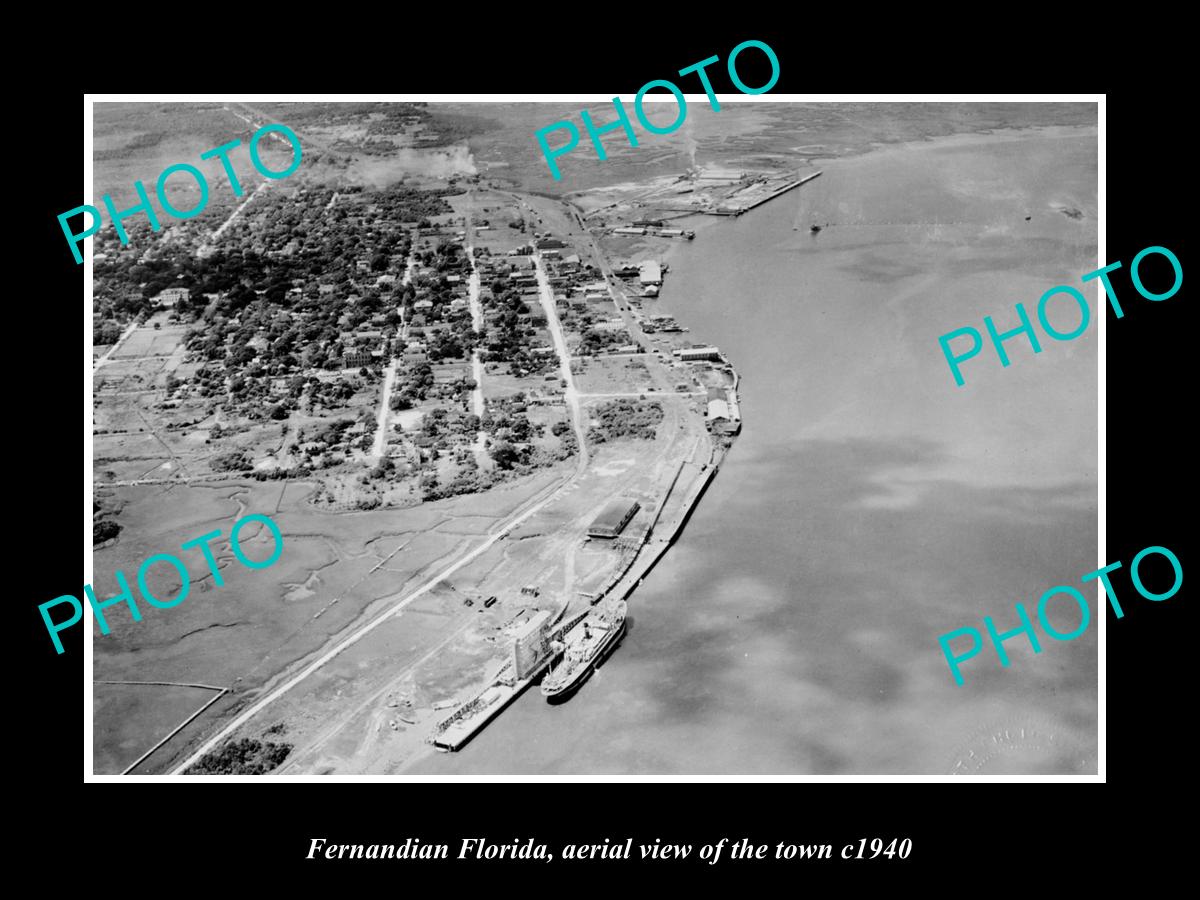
(413, 127, 1098, 774)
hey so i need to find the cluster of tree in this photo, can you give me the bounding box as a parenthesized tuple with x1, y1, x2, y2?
(577, 326, 632, 357)
(211, 450, 252, 472)
(480, 289, 548, 372)
(488, 439, 528, 470)
(426, 330, 468, 363)
(422, 466, 497, 501)
(391, 362, 434, 410)
(245, 466, 310, 481)
(416, 239, 468, 273)
(413, 408, 479, 452)
(184, 738, 293, 775)
(424, 376, 476, 407)
(481, 395, 542, 445)
(227, 373, 279, 411)
(94, 321, 125, 345)
(373, 186, 458, 223)
(93, 519, 121, 545)
(94, 180, 449, 338)
(553, 426, 578, 459)
(586, 399, 664, 443)
(308, 418, 356, 447)
(308, 377, 359, 410)
(370, 456, 396, 480)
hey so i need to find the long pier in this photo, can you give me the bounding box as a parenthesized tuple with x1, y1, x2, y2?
(712, 170, 823, 217)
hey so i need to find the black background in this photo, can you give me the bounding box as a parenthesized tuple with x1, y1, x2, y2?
(21, 22, 1188, 886)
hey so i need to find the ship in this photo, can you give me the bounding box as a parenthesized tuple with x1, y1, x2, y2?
(541, 599, 627, 702)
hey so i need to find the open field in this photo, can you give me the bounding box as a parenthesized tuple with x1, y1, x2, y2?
(91, 467, 573, 773)
(574, 355, 657, 395)
(93, 682, 221, 773)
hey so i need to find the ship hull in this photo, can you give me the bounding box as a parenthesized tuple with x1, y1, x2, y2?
(542, 617, 626, 703)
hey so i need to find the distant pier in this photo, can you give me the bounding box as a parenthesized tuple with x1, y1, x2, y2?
(711, 170, 822, 216)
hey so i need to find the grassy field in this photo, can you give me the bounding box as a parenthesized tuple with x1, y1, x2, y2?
(91, 466, 573, 773)
(93, 682, 220, 773)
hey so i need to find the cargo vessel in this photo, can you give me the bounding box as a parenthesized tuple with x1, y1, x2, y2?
(541, 599, 627, 702)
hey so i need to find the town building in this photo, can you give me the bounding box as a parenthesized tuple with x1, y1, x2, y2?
(639, 261, 662, 285)
(511, 610, 554, 679)
(154, 287, 190, 307)
(587, 498, 641, 538)
(677, 346, 721, 361)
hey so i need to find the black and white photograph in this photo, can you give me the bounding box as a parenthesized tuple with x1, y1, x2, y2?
(77, 95, 1103, 778)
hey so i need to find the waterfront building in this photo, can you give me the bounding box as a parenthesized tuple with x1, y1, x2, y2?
(587, 499, 641, 538)
(677, 346, 721, 361)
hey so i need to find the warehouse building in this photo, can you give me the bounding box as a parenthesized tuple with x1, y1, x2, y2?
(587, 498, 641, 538)
(639, 261, 662, 285)
(677, 346, 722, 361)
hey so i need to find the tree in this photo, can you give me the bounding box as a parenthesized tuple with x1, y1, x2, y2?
(489, 440, 520, 470)
(93, 520, 121, 544)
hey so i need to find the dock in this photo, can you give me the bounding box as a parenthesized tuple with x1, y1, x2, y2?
(429, 358, 742, 749)
(428, 432, 725, 752)
(429, 609, 588, 751)
(429, 660, 542, 752)
(711, 171, 822, 216)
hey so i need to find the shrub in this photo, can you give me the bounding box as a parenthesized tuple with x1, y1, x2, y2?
(587, 399, 664, 443)
(184, 738, 293, 775)
(93, 519, 121, 544)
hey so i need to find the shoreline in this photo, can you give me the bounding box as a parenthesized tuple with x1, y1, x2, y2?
(419, 196, 744, 757)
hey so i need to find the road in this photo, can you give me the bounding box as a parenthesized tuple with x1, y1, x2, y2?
(533, 251, 589, 472)
(463, 208, 489, 465)
(199, 181, 270, 258)
(465, 234, 485, 419)
(371, 364, 399, 460)
(93, 320, 139, 371)
(562, 202, 662, 357)
(370, 246, 417, 459)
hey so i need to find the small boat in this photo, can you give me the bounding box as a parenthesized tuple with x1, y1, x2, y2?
(810, 224, 822, 234)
